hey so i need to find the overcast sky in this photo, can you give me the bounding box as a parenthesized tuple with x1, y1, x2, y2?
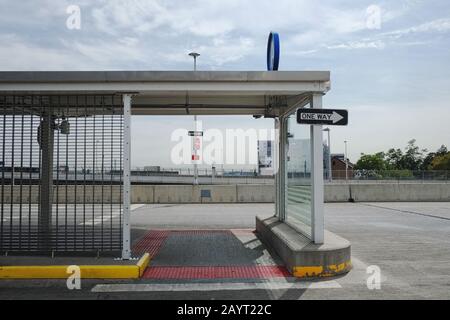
(0, 0, 449, 168)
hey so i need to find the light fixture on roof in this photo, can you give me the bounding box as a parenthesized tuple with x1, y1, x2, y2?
(188, 52, 200, 71)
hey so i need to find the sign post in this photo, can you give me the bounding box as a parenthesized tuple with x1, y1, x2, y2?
(189, 130, 203, 184)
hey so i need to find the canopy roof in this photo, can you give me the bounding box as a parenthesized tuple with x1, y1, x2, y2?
(0, 71, 330, 116)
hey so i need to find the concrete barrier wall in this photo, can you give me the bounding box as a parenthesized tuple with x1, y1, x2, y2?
(324, 184, 350, 202)
(2, 183, 449, 204)
(236, 184, 275, 203)
(325, 183, 450, 202)
(1, 184, 269, 204)
(349, 183, 450, 202)
(132, 185, 154, 203)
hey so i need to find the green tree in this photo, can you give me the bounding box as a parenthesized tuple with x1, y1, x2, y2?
(356, 142, 448, 173)
(401, 139, 426, 170)
(436, 145, 448, 155)
(386, 140, 425, 170)
(355, 152, 387, 170)
(430, 153, 450, 170)
(385, 148, 403, 169)
(421, 145, 448, 170)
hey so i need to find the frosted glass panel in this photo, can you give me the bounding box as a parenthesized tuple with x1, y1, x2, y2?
(285, 111, 312, 237)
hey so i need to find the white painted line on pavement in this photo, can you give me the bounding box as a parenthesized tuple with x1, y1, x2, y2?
(131, 204, 146, 211)
(80, 204, 146, 226)
(91, 280, 342, 293)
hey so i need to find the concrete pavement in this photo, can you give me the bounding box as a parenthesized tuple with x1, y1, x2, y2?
(1, 202, 449, 299)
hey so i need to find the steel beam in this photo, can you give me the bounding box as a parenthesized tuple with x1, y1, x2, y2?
(121, 94, 132, 259)
(276, 117, 288, 222)
(39, 112, 54, 251)
(274, 118, 280, 218)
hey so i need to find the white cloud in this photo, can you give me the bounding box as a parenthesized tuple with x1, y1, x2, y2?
(91, 0, 236, 37)
(91, 0, 170, 35)
(3, 0, 440, 70)
(0, 0, 449, 165)
(325, 40, 386, 50)
(308, 17, 450, 53)
(64, 38, 147, 67)
(0, 34, 89, 70)
(333, 102, 450, 162)
(382, 18, 450, 39)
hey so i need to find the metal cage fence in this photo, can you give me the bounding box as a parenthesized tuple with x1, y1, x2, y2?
(0, 95, 124, 255)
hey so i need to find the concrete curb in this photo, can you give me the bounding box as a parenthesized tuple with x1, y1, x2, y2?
(256, 216, 351, 278)
(0, 253, 150, 279)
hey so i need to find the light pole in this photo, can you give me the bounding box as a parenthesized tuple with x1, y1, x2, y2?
(189, 52, 200, 184)
(189, 52, 200, 71)
(344, 140, 348, 181)
(323, 128, 332, 182)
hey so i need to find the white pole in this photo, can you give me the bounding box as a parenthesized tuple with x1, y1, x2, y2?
(311, 94, 324, 244)
(122, 94, 132, 260)
(193, 57, 198, 185)
(344, 140, 348, 182)
(193, 115, 199, 185)
(277, 117, 287, 221)
(327, 129, 332, 182)
(189, 52, 200, 185)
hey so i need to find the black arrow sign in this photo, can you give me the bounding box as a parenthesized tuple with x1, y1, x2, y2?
(297, 108, 348, 126)
(188, 131, 203, 136)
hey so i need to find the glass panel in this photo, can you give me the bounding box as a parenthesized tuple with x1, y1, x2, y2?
(284, 111, 312, 237)
(274, 118, 280, 218)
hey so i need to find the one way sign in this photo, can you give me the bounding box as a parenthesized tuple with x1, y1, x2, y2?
(297, 108, 348, 126)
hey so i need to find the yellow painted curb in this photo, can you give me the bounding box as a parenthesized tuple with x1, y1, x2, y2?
(292, 260, 352, 278)
(0, 253, 151, 279)
(136, 253, 150, 277)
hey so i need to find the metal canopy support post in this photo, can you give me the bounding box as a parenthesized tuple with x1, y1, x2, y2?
(122, 94, 132, 259)
(327, 129, 332, 182)
(274, 118, 280, 218)
(276, 117, 287, 222)
(39, 111, 54, 251)
(310, 94, 324, 244)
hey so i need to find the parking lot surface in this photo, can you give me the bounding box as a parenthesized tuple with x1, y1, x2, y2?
(1, 202, 449, 300)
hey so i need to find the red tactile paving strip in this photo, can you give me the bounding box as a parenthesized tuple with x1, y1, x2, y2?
(142, 266, 290, 279)
(133, 229, 289, 279)
(132, 230, 170, 256)
(167, 229, 254, 235)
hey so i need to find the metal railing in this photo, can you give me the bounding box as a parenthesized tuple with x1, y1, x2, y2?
(329, 170, 450, 183)
(131, 167, 261, 177)
(128, 167, 274, 185)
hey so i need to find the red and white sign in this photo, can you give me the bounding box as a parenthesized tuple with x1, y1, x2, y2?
(194, 137, 201, 150)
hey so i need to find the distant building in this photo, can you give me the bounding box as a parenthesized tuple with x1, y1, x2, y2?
(143, 166, 161, 172)
(331, 154, 354, 179)
(287, 139, 311, 176)
(258, 139, 329, 176)
(258, 140, 274, 175)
